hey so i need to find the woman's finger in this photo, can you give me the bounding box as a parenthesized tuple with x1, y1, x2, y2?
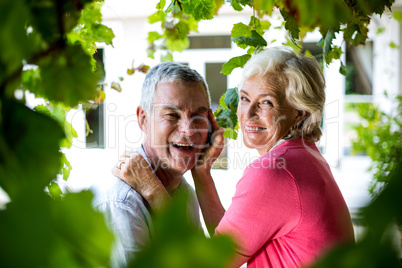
(208, 109, 220, 132)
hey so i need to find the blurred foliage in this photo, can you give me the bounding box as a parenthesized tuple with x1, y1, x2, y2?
(0, 0, 117, 266)
(0, 1, 237, 267)
(311, 159, 402, 268)
(351, 94, 402, 196)
(146, 0, 395, 139)
(130, 193, 235, 268)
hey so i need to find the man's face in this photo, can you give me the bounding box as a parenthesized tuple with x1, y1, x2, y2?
(140, 81, 210, 175)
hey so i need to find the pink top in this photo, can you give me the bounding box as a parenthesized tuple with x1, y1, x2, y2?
(215, 138, 354, 268)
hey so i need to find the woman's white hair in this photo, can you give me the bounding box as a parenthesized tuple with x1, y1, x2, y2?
(240, 46, 326, 142)
(140, 62, 211, 115)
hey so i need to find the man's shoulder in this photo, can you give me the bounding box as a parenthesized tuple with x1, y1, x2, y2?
(90, 176, 145, 209)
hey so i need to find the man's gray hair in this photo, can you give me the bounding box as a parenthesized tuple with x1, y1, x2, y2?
(140, 62, 211, 115)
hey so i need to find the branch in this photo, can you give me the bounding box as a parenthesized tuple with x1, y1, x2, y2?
(0, 41, 64, 97)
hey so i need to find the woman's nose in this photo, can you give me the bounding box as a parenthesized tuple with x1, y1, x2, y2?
(245, 102, 259, 119)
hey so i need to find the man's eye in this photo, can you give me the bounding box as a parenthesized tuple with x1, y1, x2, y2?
(167, 113, 179, 118)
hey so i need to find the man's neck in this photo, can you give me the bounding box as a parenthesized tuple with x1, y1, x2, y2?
(142, 145, 183, 195)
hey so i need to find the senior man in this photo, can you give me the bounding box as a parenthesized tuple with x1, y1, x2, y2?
(91, 62, 212, 268)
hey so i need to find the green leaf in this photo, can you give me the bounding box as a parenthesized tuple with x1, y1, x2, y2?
(48, 181, 63, 199)
(37, 45, 100, 107)
(218, 94, 228, 109)
(148, 10, 166, 24)
(221, 54, 251, 75)
(165, 37, 190, 52)
(253, 0, 276, 16)
(389, 41, 399, 49)
(393, 11, 402, 22)
(376, 27, 385, 35)
(339, 61, 347, 76)
(224, 87, 239, 112)
(161, 52, 174, 62)
(60, 152, 72, 181)
(228, 0, 243, 11)
(232, 30, 267, 48)
(0, 0, 33, 80)
(343, 16, 370, 46)
(0, 99, 64, 198)
(280, 10, 300, 40)
(231, 23, 252, 38)
(0, 191, 114, 268)
(224, 127, 238, 140)
(180, 0, 216, 21)
(130, 193, 235, 267)
(215, 108, 238, 130)
(323, 28, 335, 56)
(156, 0, 167, 10)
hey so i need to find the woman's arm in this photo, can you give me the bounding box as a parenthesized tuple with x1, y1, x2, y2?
(112, 153, 170, 213)
(191, 109, 227, 236)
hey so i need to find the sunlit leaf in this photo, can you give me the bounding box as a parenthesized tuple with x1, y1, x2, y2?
(148, 10, 166, 24)
(180, 0, 216, 21)
(232, 30, 267, 48)
(148, 31, 163, 43)
(393, 10, 402, 22)
(161, 52, 174, 62)
(221, 54, 251, 75)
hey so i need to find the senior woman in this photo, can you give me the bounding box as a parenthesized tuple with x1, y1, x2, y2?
(113, 47, 355, 267)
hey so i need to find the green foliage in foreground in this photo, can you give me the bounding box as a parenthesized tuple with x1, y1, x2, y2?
(0, 1, 236, 267)
(352, 95, 402, 196)
(0, 0, 117, 266)
(130, 193, 235, 268)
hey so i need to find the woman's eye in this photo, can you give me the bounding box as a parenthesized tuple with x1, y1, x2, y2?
(261, 100, 273, 107)
(240, 96, 249, 102)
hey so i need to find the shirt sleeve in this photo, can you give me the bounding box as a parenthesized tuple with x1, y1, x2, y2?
(95, 193, 152, 268)
(215, 162, 301, 258)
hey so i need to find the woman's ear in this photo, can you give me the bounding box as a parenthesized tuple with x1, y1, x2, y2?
(137, 106, 148, 134)
(296, 110, 308, 120)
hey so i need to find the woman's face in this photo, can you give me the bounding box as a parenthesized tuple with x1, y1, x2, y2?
(237, 74, 298, 155)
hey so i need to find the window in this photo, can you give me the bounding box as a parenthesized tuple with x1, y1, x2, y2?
(188, 35, 231, 49)
(85, 48, 105, 148)
(343, 42, 374, 155)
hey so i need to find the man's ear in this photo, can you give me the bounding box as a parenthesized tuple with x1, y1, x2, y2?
(137, 106, 148, 134)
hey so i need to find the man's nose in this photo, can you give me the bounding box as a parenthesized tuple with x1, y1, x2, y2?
(178, 118, 197, 136)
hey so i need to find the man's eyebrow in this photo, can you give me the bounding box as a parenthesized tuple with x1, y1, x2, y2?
(194, 106, 209, 113)
(161, 105, 209, 113)
(161, 105, 180, 111)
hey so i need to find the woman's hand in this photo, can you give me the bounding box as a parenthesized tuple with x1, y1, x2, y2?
(112, 153, 170, 212)
(192, 109, 225, 175)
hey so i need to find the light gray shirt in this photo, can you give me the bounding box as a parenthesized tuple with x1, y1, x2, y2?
(91, 146, 201, 268)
